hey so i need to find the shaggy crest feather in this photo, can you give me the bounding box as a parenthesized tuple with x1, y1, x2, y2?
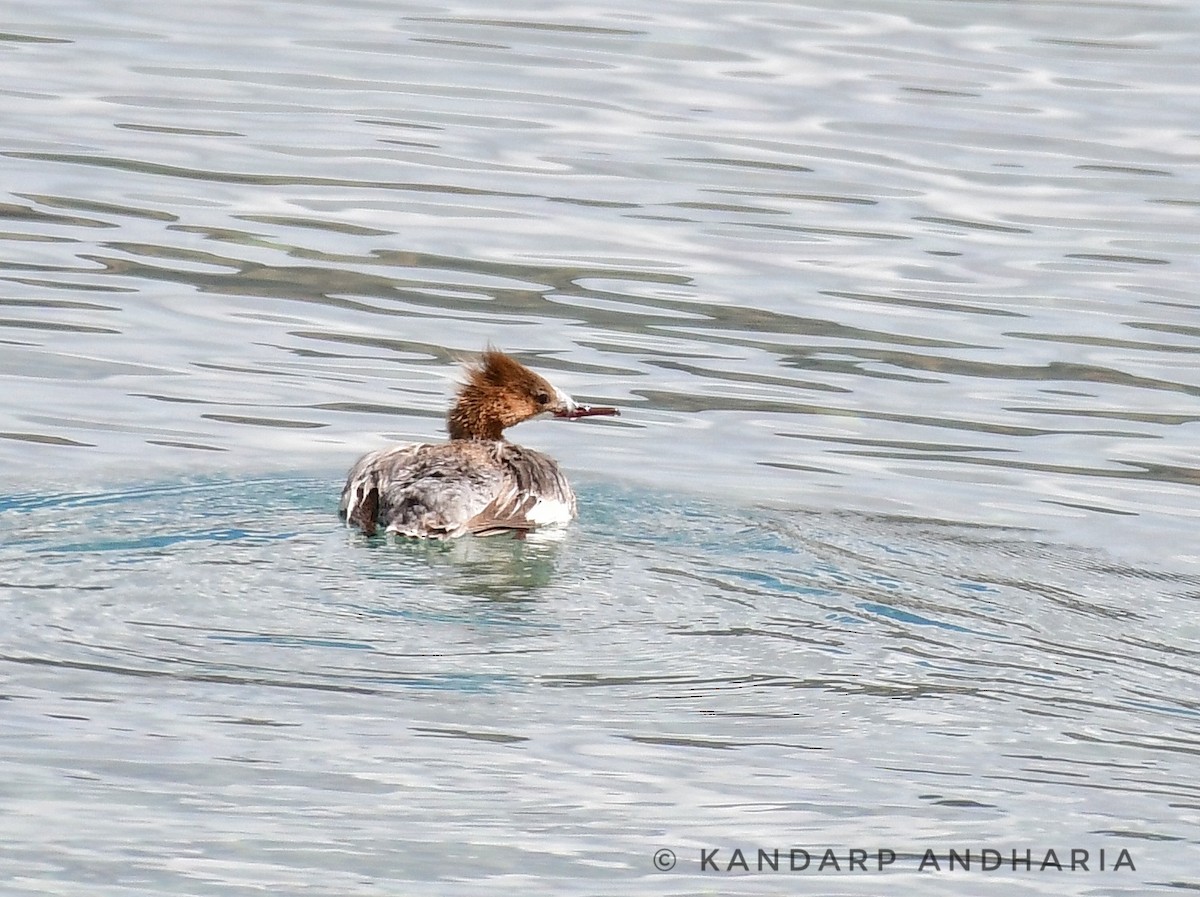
(339, 348, 618, 539)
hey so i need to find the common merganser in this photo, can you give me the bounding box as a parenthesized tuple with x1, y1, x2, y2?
(340, 349, 618, 539)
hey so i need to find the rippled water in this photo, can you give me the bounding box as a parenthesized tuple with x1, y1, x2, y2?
(2, 0, 1198, 893)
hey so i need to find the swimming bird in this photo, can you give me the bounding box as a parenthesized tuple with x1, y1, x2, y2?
(340, 349, 618, 539)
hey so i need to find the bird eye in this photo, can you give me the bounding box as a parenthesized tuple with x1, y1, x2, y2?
(535, 390, 551, 405)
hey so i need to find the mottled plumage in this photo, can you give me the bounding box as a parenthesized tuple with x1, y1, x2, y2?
(339, 350, 617, 539)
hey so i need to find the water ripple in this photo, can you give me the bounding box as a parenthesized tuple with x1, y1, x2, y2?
(2, 0, 1198, 890)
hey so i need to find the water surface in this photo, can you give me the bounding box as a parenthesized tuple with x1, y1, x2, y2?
(1, 0, 1198, 893)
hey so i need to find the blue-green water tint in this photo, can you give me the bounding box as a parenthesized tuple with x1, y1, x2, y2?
(2, 0, 1200, 892)
(3, 475, 1198, 893)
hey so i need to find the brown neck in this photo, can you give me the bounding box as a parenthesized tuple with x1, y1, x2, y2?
(447, 400, 505, 441)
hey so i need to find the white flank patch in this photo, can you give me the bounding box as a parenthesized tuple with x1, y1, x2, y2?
(525, 497, 574, 527)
